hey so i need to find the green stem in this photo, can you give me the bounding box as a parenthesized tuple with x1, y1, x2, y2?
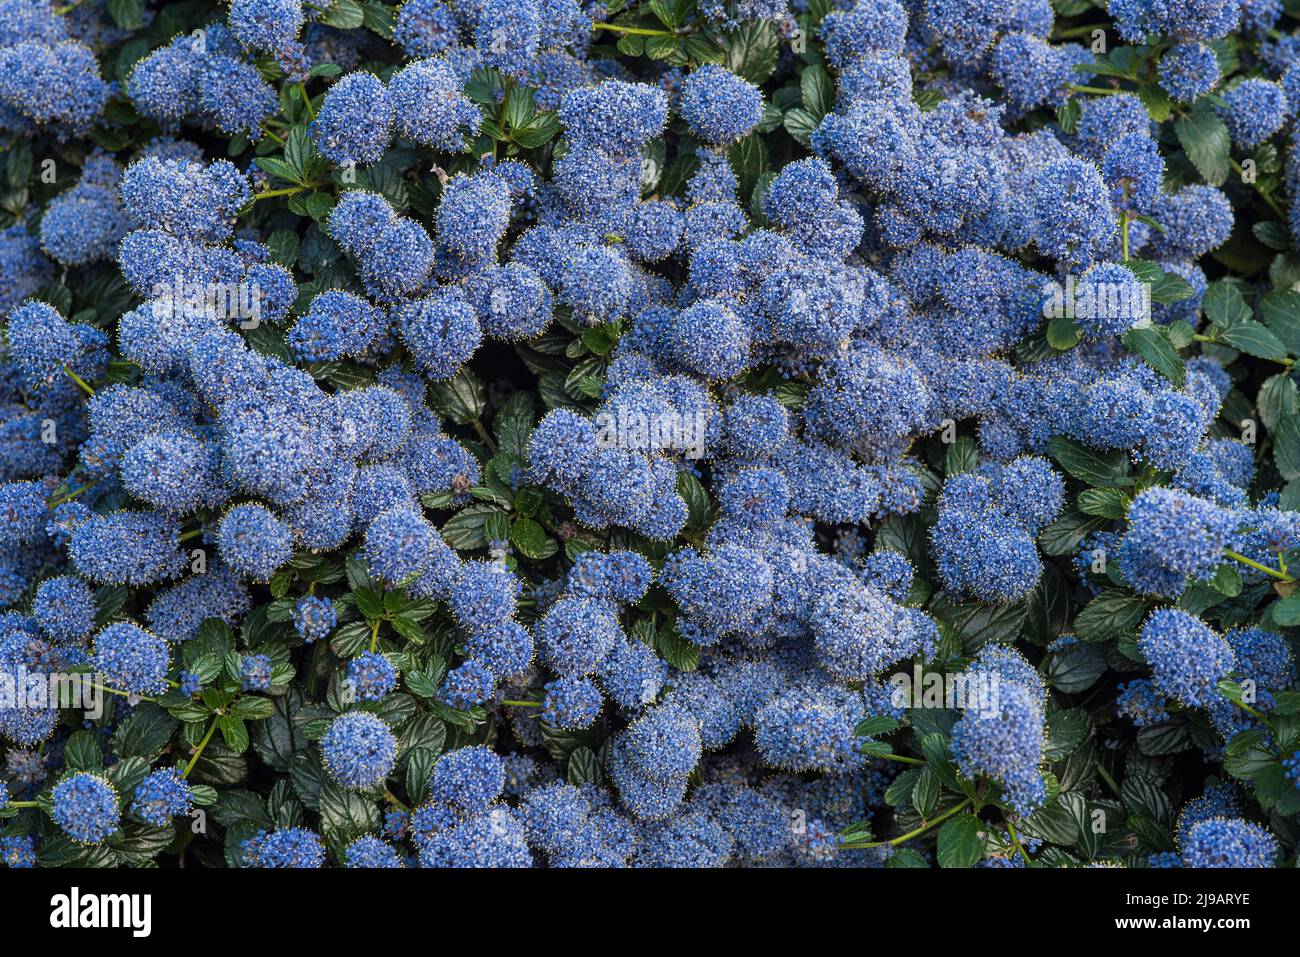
(471, 419, 497, 453)
(1096, 763, 1122, 798)
(297, 83, 316, 122)
(263, 128, 288, 147)
(1071, 85, 1122, 96)
(1121, 214, 1130, 263)
(4, 801, 38, 809)
(1007, 820, 1032, 865)
(500, 699, 542, 707)
(384, 790, 410, 812)
(591, 22, 674, 37)
(179, 529, 203, 542)
(1224, 548, 1295, 583)
(62, 365, 95, 397)
(250, 186, 306, 202)
(873, 752, 926, 766)
(1055, 24, 1102, 38)
(184, 715, 221, 780)
(93, 683, 159, 705)
(840, 798, 972, 850)
(48, 479, 99, 509)
(369, 619, 381, 654)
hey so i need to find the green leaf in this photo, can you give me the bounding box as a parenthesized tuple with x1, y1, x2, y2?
(321, 0, 366, 29)
(722, 20, 780, 84)
(1260, 290, 1300, 354)
(510, 517, 556, 560)
(1046, 314, 1082, 350)
(1077, 487, 1130, 519)
(782, 107, 821, 146)
(676, 470, 713, 532)
(65, 730, 103, 772)
(1274, 413, 1300, 481)
(567, 746, 602, 786)
(319, 780, 382, 841)
(429, 368, 487, 424)
(106, 0, 146, 29)
(1219, 319, 1290, 362)
(1202, 281, 1253, 328)
(219, 716, 250, 754)
(1048, 435, 1132, 487)
(800, 64, 834, 117)
(111, 706, 180, 762)
(1258, 373, 1299, 430)
(943, 436, 979, 476)
(1121, 325, 1185, 386)
(1174, 103, 1231, 186)
(936, 813, 985, 868)
(1073, 591, 1147, 642)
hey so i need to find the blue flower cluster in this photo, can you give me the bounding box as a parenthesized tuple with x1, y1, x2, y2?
(2, 0, 1300, 873)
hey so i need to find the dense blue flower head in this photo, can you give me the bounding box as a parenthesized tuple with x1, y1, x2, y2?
(131, 768, 192, 826)
(240, 653, 273, 692)
(92, 622, 169, 695)
(991, 33, 1082, 115)
(121, 432, 223, 515)
(561, 81, 668, 155)
(345, 835, 404, 868)
(327, 189, 396, 257)
(218, 504, 293, 582)
(566, 550, 653, 605)
(721, 394, 789, 461)
(347, 651, 398, 702)
(992, 456, 1065, 535)
(364, 507, 437, 586)
(931, 475, 1043, 603)
(613, 703, 702, 791)
(416, 806, 532, 867)
(0, 40, 108, 136)
(394, 0, 458, 58)
(449, 559, 519, 635)
(33, 575, 95, 643)
(859, 551, 914, 602)
(145, 565, 250, 645)
(951, 681, 1046, 815)
(322, 711, 397, 788)
(1034, 157, 1116, 267)
(464, 262, 554, 341)
(1075, 93, 1152, 161)
(241, 827, 325, 868)
(680, 65, 763, 145)
(1102, 134, 1164, 213)
(541, 674, 604, 729)
(1122, 487, 1234, 587)
(663, 544, 773, 638)
(292, 596, 336, 645)
(0, 480, 47, 549)
(663, 300, 751, 382)
(1220, 78, 1288, 148)
(438, 659, 496, 710)
(466, 620, 534, 681)
(1181, 818, 1277, 867)
(1147, 185, 1233, 258)
(51, 772, 119, 844)
(820, 0, 908, 67)
(198, 54, 278, 140)
(1070, 261, 1151, 338)
(312, 72, 392, 166)
(389, 57, 481, 152)
(1139, 608, 1235, 707)
(1159, 42, 1220, 101)
(120, 157, 249, 244)
(1110, 0, 1240, 43)
(430, 745, 504, 812)
(0, 835, 36, 868)
(538, 595, 620, 676)
(597, 636, 666, 710)
(754, 685, 863, 773)
(476, 0, 541, 75)
(228, 0, 304, 56)
(397, 290, 482, 380)
(39, 170, 126, 267)
(436, 171, 513, 264)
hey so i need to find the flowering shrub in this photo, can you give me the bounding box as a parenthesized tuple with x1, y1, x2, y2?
(3, 0, 1300, 871)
